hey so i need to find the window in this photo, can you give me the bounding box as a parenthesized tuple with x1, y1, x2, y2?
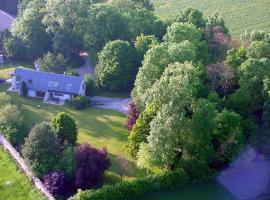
(28, 79, 33, 84)
(16, 76, 20, 81)
(48, 81, 59, 88)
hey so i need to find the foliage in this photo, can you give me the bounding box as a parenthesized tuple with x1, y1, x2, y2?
(22, 122, 60, 177)
(206, 12, 229, 35)
(164, 22, 202, 43)
(84, 75, 97, 96)
(96, 40, 139, 91)
(241, 30, 270, 43)
(43, 170, 68, 197)
(0, 104, 21, 127)
(82, 4, 129, 54)
(58, 145, 76, 178)
(11, 1, 52, 59)
(172, 7, 206, 28)
(126, 103, 155, 157)
(3, 36, 26, 60)
(226, 47, 247, 70)
(0, 92, 11, 106)
(205, 63, 236, 97)
(39, 52, 68, 73)
(66, 96, 91, 110)
(247, 41, 270, 59)
(125, 101, 139, 131)
(64, 71, 80, 76)
(75, 144, 111, 190)
(69, 169, 188, 200)
(134, 34, 159, 60)
(21, 81, 28, 97)
(51, 112, 78, 145)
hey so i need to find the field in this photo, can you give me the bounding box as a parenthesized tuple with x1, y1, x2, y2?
(0, 148, 45, 200)
(152, 0, 270, 36)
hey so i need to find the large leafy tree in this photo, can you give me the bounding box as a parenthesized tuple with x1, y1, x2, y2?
(51, 112, 78, 145)
(75, 144, 111, 190)
(12, 0, 52, 59)
(39, 52, 68, 74)
(22, 122, 60, 177)
(247, 41, 270, 59)
(96, 40, 139, 91)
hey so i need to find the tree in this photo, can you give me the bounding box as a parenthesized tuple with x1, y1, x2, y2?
(96, 40, 139, 91)
(226, 47, 247, 70)
(205, 63, 236, 97)
(134, 34, 159, 60)
(82, 4, 129, 54)
(43, 170, 68, 197)
(247, 41, 270, 59)
(164, 22, 202, 44)
(22, 122, 60, 177)
(206, 12, 229, 35)
(126, 103, 155, 157)
(51, 112, 78, 145)
(75, 144, 111, 190)
(0, 104, 21, 127)
(3, 36, 26, 60)
(21, 81, 28, 97)
(241, 30, 270, 43)
(125, 101, 139, 131)
(173, 7, 206, 29)
(39, 52, 68, 73)
(11, 0, 52, 59)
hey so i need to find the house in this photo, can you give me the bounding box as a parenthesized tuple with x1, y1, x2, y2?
(0, 9, 14, 31)
(11, 68, 85, 103)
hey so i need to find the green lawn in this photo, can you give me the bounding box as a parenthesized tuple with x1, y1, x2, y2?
(0, 61, 34, 80)
(0, 148, 46, 200)
(0, 83, 146, 182)
(153, 0, 270, 36)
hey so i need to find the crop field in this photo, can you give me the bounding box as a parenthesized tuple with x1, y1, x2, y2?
(152, 0, 270, 36)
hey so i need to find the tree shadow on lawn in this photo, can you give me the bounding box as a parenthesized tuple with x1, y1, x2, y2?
(107, 152, 149, 182)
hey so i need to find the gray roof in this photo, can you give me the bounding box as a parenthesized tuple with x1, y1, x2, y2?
(0, 10, 14, 31)
(14, 68, 84, 94)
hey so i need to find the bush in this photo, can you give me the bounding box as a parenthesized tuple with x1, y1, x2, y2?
(0, 92, 11, 107)
(39, 52, 68, 73)
(43, 170, 68, 197)
(66, 96, 90, 110)
(51, 112, 78, 145)
(69, 169, 188, 200)
(64, 71, 80, 76)
(21, 81, 28, 97)
(84, 75, 97, 96)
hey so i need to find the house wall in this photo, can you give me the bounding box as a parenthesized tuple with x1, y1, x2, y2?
(78, 81, 86, 96)
(27, 90, 36, 97)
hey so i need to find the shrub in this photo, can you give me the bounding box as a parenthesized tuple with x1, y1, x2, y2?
(43, 170, 68, 197)
(39, 52, 68, 73)
(64, 71, 79, 76)
(84, 75, 97, 96)
(75, 144, 111, 190)
(67, 96, 90, 110)
(125, 101, 139, 131)
(21, 81, 28, 97)
(58, 145, 76, 178)
(51, 112, 78, 145)
(69, 169, 188, 200)
(247, 41, 270, 59)
(0, 92, 11, 106)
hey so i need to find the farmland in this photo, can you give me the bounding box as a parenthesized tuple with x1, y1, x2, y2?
(152, 0, 270, 36)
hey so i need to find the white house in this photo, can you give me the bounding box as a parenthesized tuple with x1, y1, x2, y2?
(11, 68, 85, 103)
(0, 9, 14, 31)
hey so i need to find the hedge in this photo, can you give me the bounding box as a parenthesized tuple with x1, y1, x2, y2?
(69, 169, 188, 200)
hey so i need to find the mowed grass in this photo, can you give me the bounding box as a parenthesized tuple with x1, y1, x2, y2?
(153, 0, 270, 36)
(0, 148, 46, 200)
(0, 82, 146, 181)
(0, 61, 34, 80)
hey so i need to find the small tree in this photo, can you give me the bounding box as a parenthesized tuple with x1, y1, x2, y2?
(75, 144, 111, 190)
(22, 122, 60, 177)
(0, 92, 11, 107)
(58, 145, 76, 178)
(40, 52, 67, 73)
(247, 41, 270, 59)
(125, 101, 139, 131)
(51, 112, 78, 145)
(84, 75, 97, 96)
(21, 81, 28, 97)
